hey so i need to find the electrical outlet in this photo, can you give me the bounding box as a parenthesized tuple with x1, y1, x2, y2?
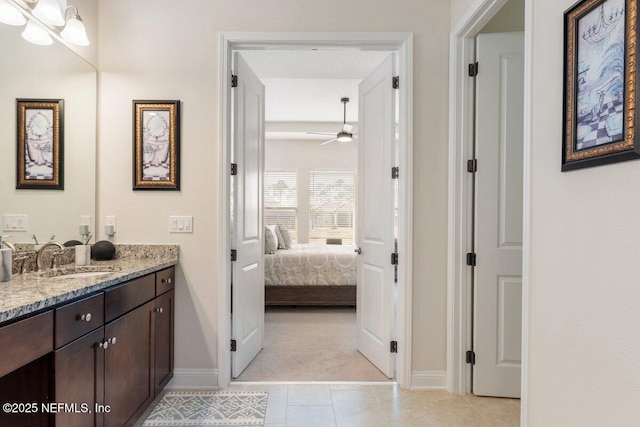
(105, 216, 117, 233)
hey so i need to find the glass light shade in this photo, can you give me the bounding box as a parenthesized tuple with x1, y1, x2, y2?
(0, 0, 26, 25)
(61, 16, 89, 45)
(22, 20, 53, 45)
(33, 0, 64, 26)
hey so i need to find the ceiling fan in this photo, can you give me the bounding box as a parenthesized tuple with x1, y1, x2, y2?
(307, 97, 358, 145)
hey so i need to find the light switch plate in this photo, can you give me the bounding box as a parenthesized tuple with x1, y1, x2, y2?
(169, 216, 193, 233)
(3, 214, 27, 232)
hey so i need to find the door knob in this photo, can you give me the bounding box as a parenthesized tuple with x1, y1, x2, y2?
(355, 247, 362, 254)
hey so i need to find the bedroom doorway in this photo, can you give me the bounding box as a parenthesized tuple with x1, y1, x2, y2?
(219, 34, 411, 385)
(233, 49, 397, 382)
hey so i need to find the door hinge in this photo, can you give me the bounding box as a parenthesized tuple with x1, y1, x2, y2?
(466, 350, 475, 364)
(231, 74, 238, 88)
(230, 249, 237, 262)
(230, 163, 238, 175)
(467, 159, 477, 173)
(390, 341, 398, 353)
(466, 252, 476, 266)
(392, 76, 400, 89)
(391, 252, 399, 265)
(468, 62, 478, 77)
(391, 166, 399, 179)
(230, 339, 237, 352)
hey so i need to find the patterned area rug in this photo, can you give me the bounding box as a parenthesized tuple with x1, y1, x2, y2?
(141, 391, 268, 426)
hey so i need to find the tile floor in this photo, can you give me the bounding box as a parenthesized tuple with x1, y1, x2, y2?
(227, 383, 521, 427)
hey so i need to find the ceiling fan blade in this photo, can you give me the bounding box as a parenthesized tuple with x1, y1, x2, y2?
(319, 138, 338, 146)
(307, 132, 337, 136)
(342, 123, 353, 133)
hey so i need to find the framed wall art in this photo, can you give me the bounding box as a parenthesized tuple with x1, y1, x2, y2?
(16, 99, 64, 189)
(133, 100, 180, 190)
(563, 0, 639, 171)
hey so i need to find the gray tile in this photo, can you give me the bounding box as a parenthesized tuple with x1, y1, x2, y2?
(288, 385, 333, 406)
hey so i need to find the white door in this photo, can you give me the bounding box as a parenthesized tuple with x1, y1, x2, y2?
(356, 54, 396, 378)
(473, 32, 524, 398)
(231, 53, 265, 378)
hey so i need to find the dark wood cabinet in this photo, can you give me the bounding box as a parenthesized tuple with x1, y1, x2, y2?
(104, 300, 154, 427)
(154, 290, 174, 393)
(0, 266, 176, 427)
(54, 327, 105, 427)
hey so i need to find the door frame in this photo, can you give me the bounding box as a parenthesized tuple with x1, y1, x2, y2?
(446, 0, 532, 420)
(218, 32, 414, 389)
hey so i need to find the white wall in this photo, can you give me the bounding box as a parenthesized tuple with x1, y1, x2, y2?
(98, 0, 450, 381)
(265, 139, 358, 243)
(527, 0, 640, 424)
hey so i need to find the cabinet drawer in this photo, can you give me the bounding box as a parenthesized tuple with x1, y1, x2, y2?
(156, 266, 175, 295)
(55, 293, 104, 349)
(105, 274, 155, 322)
(0, 311, 53, 377)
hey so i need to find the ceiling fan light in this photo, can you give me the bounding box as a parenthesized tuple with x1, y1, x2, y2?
(61, 13, 89, 45)
(0, 0, 26, 25)
(33, 0, 65, 26)
(337, 131, 353, 143)
(22, 19, 53, 45)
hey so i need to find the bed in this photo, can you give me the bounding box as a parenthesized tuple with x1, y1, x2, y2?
(265, 244, 357, 306)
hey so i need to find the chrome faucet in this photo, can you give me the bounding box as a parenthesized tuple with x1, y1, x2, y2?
(36, 241, 65, 272)
(3, 241, 15, 252)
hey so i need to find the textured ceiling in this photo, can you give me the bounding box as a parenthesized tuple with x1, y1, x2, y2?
(239, 49, 391, 79)
(239, 50, 390, 131)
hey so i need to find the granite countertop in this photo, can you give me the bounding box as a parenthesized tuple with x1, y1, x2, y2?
(0, 244, 179, 324)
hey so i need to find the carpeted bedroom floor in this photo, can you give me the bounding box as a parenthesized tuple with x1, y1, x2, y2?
(235, 307, 392, 382)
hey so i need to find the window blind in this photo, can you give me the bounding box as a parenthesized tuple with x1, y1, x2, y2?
(308, 171, 356, 245)
(264, 171, 297, 242)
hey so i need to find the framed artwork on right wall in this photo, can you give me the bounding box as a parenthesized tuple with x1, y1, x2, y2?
(563, 0, 640, 171)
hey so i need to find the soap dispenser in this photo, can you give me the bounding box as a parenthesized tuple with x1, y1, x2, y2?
(0, 236, 12, 282)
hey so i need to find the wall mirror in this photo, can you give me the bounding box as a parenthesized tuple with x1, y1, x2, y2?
(0, 12, 96, 249)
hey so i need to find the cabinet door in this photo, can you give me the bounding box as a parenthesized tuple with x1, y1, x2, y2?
(104, 301, 154, 427)
(154, 290, 174, 394)
(54, 327, 105, 427)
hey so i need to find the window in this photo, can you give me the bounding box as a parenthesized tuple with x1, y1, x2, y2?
(308, 171, 356, 244)
(264, 171, 297, 242)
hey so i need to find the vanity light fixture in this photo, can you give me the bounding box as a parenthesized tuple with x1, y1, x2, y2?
(21, 19, 52, 45)
(0, 0, 26, 25)
(0, 0, 89, 46)
(32, 0, 64, 27)
(60, 5, 88, 46)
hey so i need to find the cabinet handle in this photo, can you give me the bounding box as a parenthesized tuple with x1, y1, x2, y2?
(99, 340, 108, 350)
(155, 307, 164, 313)
(80, 313, 92, 322)
(107, 337, 116, 345)
(161, 277, 173, 284)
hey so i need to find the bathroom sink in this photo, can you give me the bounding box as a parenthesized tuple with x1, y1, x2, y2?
(50, 271, 113, 279)
(40, 265, 120, 279)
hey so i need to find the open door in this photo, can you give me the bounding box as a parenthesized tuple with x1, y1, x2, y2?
(231, 53, 265, 378)
(473, 32, 524, 397)
(356, 54, 396, 378)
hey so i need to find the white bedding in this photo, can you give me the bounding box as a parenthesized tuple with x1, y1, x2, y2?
(264, 244, 357, 286)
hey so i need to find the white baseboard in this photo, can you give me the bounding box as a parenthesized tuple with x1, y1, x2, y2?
(411, 371, 447, 390)
(165, 369, 219, 390)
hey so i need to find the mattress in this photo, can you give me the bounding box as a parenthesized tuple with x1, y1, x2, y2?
(265, 244, 357, 286)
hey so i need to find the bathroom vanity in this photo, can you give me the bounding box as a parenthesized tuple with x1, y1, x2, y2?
(0, 245, 178, 427)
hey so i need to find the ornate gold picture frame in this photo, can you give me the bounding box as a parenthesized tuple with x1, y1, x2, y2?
(563, 0, 639, 171)
(16, 99, 64, 190)
(133, 100, 180, 190)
